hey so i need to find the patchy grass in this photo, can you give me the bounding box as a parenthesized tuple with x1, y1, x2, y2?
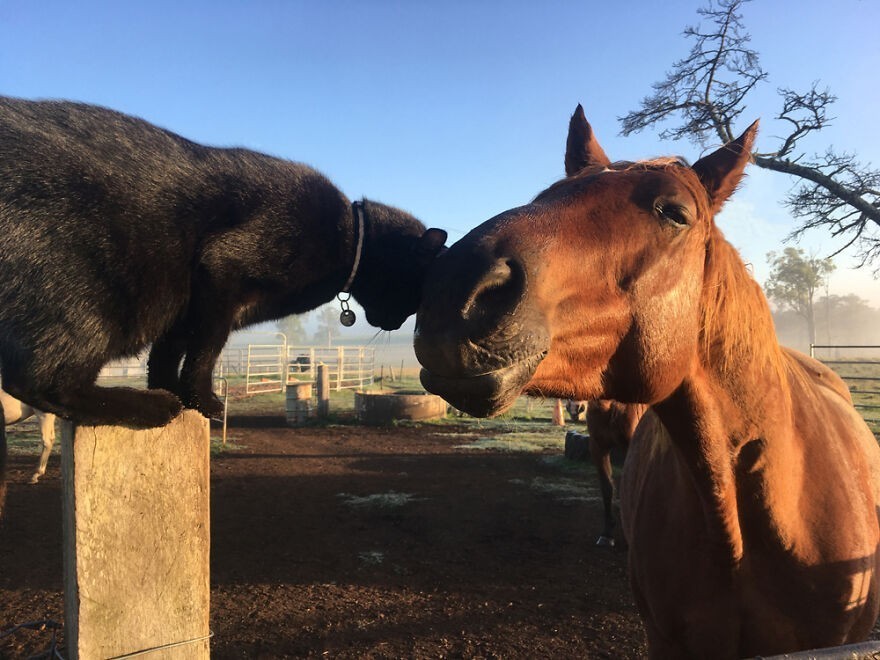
(210, 436, 247, 455)
(337, 491, 422, 509)
(455, 432, 565, 453)
(4, 422, 51, 456)
(223, 378, 580, 435)
(6, 424, 245, 463)
(540, 454, 593, 473)
(357, 550, 385, 565)
(511, 475, 602, 503)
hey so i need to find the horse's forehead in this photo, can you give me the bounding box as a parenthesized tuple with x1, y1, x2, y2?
(535, 160, 702, 206)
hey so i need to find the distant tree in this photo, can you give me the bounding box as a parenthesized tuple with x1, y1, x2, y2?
(765, 247, 835, 345)
(312, 305, 341, 347)
(620, 0, 880, 268)
(276, 314, 308, 346)
(816, 294, 880, 346)
(772, 292, 880, 349)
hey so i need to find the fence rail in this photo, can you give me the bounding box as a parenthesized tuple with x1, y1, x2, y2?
(286, 346, 375, 392)
(95, 342, 375, 396)
(98, 358, 147, 382)
(245, 344, 287, 394)
(811, 344, 880, 434)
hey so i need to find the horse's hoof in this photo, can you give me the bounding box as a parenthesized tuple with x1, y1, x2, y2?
(28, 475, 40, 485)
(596, 535, 615, 547)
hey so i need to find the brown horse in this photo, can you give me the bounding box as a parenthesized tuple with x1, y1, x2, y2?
(584, 400, 646, 547)
(565, 400, 647, 546)
(414, 105, 880, 657)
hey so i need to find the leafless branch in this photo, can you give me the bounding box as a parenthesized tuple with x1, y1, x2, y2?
(618, 0, 880, 268)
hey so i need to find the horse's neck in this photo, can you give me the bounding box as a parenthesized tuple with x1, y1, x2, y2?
(651, 236, 798, 560)
(656, 356, 796, 547)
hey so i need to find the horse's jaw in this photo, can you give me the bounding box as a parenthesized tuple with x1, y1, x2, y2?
(418, 352, 546, 418)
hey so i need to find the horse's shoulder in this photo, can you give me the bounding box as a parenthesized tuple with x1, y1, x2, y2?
(781, 347, 853, 405)
(781, 348, 880, 491)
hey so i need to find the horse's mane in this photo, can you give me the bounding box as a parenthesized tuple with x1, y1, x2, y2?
(700, 225, 785, 380)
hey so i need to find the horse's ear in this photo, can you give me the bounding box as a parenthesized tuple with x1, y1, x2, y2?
(417, 228, 447, 257)
(565, 104, 611, 176)
(692, 121, 758, 213)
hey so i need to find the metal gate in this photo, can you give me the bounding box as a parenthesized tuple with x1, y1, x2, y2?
(245, 343, 287, 394)
(286, 346, 375, 391)
(811, 344, 880, 434)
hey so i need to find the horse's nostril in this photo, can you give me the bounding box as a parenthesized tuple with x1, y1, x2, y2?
(462, 257, 525, 326)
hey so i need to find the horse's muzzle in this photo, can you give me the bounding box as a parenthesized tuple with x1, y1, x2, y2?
(419, 352, 545, 417)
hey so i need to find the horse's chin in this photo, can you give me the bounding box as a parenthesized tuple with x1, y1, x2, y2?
(419, 353, 546, 417)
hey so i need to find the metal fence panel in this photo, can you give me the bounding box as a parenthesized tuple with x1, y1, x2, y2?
(97, 357, 148, 385)
(246, 344, 286, 394)
(286, 346, 375, 391)
(92, 343, 375, 395)
(811, 344, 880, 435)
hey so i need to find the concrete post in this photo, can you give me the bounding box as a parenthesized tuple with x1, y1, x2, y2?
(62, 410, 211, 659)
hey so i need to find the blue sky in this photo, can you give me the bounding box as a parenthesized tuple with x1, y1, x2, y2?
(2, 0, 878, 334)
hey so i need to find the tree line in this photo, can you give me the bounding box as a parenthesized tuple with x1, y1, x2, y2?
(764, 247, 878, 350)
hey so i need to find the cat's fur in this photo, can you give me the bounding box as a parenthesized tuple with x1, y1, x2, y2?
(0, 96, 446, 511)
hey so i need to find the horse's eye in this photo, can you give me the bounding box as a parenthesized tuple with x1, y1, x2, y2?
(653, 201, 690, 227)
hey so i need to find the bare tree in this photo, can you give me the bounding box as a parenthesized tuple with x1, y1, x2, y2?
(620, 0, 880, 268)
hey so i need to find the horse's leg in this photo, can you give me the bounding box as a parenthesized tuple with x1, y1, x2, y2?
(30, 412, 56, 484)
(1, 363, 182, 429)
(590, 437, 616, 546)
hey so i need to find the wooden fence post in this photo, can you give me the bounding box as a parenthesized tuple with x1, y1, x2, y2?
(62, 410, 211, 659)
(337, 346, 344, 391)
(317, 363, 330, 419)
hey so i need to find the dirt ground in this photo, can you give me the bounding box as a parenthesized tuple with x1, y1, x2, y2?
(0, 410, 646, 659)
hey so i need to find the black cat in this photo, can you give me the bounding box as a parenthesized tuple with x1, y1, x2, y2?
(0, 96, 446, 506)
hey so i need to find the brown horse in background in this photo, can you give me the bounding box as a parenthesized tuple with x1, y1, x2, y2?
(567, 400, 647, 547)
(588, 401, 646, 547)
(1, 388, 57, 484)
(414, 105, 880, 657)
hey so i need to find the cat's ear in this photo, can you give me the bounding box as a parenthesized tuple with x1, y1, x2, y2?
(417, 228, 447, 257)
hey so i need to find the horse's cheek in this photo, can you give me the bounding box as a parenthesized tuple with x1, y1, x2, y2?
(629, 269, 703, 401)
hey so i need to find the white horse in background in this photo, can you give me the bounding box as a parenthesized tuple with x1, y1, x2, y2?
(1, 388, 57, 484)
